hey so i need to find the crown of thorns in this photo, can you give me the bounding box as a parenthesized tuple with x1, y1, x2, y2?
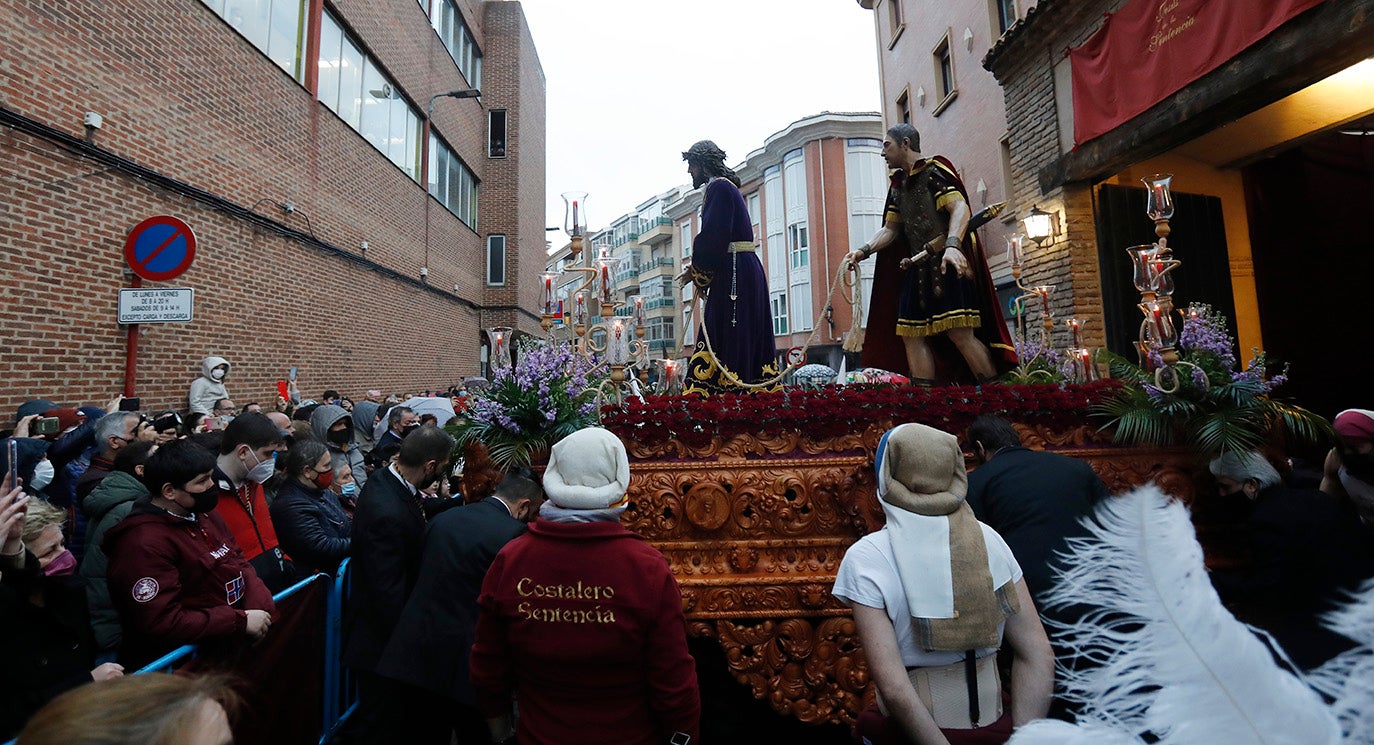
(682, 140, 727, 163)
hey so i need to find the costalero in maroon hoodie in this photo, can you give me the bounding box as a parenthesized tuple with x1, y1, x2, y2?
(104, 498, 275, 668)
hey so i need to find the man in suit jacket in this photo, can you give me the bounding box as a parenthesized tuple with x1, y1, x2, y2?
(964, 414, 1109, 721)
(343, 424, 455, 744)
(964, 414, 1109, 606)
(377, 473, 544, 744)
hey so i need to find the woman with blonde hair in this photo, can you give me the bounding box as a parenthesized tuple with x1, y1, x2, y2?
(18, 672, 240, 745)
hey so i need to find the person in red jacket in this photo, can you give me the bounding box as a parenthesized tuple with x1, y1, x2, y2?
(105, 439, 274, 669)
(209, 412, 300, 592)
(471, 427, 700, 745)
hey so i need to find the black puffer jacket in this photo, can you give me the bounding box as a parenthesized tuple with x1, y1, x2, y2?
(269, 479, 352, 574)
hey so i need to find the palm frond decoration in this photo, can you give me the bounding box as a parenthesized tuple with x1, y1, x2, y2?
(1091, 304, 1330, 457)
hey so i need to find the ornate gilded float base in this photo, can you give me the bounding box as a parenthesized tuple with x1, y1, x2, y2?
(620, 422, 1204, 726)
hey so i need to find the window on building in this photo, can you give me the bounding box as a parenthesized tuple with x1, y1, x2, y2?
(993, 0, 1017, 34)
(789, 224, 809, 270)
(486, 235, 506, 285)
(790, 281, 813, 331)
(429, 132, 480, 228)
(933, 33, 957, 112)
(771, 292, 789, 336)
(429, 0, 482, 89)
(488, 109, 507, 158)
(200, 0, 306, 81)
(319, 10, 421, 179)
(896, 89, 912, 125)
(680, 221, 693, 259)
(747, 193, 760, 229)
(764, 166, 785, 290)
(887, 0, 904, 46)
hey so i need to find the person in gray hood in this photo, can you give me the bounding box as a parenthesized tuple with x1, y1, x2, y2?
(310, 404, 367, 488)
(188, 356, 231, 415)
(352, 400, 381, 457)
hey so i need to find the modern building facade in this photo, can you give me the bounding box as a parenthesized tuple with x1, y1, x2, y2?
(545, 113, 887, 377)
(668, 112, 888, 373)
(0, 0, 545, 413)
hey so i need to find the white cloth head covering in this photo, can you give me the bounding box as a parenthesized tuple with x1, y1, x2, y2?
(542, 427, 630, 510)
(875, 422, 1012, 651)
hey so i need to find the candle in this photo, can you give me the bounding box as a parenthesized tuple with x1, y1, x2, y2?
(1147, 302, 1173, 345)
(634, 296, 645, 326)
(542, 275, 555, 315)
(574, 292, 587, 326)
(571, 201, 580, 235)
(1067, 318, 1081, 348)
(1037, 287, 1051, 316)
(599, 262, 612, 303)
(1006, 235, 1023, 270)
(608, 318, 629, 365)
(1079, 348, 1093, 382)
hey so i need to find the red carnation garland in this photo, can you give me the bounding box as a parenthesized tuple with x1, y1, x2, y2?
(600, 380, 1121, 450)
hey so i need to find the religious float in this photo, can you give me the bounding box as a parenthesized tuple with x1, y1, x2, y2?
(451, 176, 1325, 727)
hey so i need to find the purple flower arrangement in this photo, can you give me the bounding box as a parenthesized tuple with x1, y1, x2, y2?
(449, 339, 604, 469)
(1093, 303, 1324, 455)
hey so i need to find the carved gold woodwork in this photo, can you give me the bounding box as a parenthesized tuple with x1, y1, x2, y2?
(620, 422, 1208, 726)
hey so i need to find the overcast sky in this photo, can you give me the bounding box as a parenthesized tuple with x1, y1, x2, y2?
(517, 0, 883, 239)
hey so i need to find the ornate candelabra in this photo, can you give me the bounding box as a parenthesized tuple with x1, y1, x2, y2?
(1007, 231, 1098, 383)
(1006, 235, 1057, 348)
(1127, 173, 1199, 393)
(540, 192, 650, 403)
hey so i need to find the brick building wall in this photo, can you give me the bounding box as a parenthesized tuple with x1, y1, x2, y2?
(0, 0, 544, 415)
(480, 0, 546, 334)
(984, 0, 1128, 350)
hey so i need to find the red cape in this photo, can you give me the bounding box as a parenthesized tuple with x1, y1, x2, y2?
(860, 156, 1017, 382)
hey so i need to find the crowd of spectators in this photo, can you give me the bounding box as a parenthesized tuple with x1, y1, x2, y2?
(0, 356, 474, 741)
(3, 354, 1370, 745)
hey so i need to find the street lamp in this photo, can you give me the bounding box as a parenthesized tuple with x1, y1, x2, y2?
(426, 88, 481, 116)
(1022, 204, 1055, 247)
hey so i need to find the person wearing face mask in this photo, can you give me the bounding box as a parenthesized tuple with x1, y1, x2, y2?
(1322, 409, 1374, 524)
(374, 406, 418, 455)
(188, 356, 232, 416)
(1, 489, 124, 740)
(1208, 449, 1373, 669)
(333, 464, 360, 515)
(269, 440, 352, 574)
(344, 425, 456, 745)
(103, 439, 275, 670)
(311, 404, 368, 490)
(378, 473, 544, 744)
(208, 412, 299, 593)
(80, 441, 158, 655)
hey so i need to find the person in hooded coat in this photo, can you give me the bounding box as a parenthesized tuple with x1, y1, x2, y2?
(188, 356, 231, 416)
(310, 404, 367, 489)
(352, 400, 381, 458)
(79, 441, 156, 654)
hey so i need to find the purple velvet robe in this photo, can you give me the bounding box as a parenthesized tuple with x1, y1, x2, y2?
(683, 177, 778, 394)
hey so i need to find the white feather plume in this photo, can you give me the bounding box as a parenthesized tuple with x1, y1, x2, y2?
(1307, 580, 1374, 743)
(1007, 485, 1341, 745)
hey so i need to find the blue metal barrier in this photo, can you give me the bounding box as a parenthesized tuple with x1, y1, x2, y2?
(7, 567, 348, 745)
(136, 570, 329, 674)
(320, 558, 353, 743)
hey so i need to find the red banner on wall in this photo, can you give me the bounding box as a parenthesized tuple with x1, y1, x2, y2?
(1069, 0, 1326, 146)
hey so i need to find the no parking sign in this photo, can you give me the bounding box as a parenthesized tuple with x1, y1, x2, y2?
(123, 215, 196, 281)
